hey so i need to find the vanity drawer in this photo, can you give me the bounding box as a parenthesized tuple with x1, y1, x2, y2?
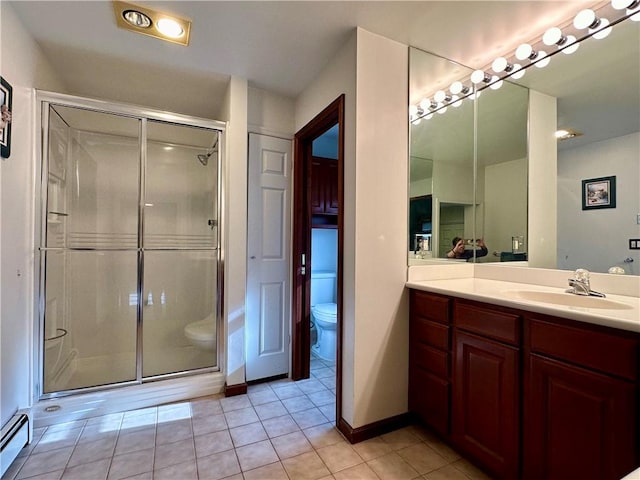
(411, 290, 451, 324)
(454, 301, 521, 345)
(411, 317, 449, 351)
(528, 317, 640, 381)
(409, 368, 450, 436)
(411, 343, 449, 378)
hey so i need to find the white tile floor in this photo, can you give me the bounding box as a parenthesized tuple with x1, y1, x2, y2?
(2, 355, 493, 480)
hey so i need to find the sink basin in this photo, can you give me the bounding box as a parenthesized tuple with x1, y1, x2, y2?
(502, 290, 633, 310)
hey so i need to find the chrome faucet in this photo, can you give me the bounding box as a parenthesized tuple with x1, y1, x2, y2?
(567, 269, 606, 298)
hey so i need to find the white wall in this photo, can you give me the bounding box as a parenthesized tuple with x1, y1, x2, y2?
(484, 158, 528, 255)
(528, 90, 557, 269)
(295, 28, 409, 428)
(248, 87, 295, 138)
(311, 229, 338, 273)
(0, 3, 66, 426)
(558, 132, 640, 274)
(220, 77, 248, 387)
(295, 30, 358, 424)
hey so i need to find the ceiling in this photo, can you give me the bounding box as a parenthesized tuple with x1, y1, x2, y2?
(7, 1, 589, 119)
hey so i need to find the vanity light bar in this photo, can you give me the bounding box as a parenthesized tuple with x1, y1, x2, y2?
(410, 0, 636, 123)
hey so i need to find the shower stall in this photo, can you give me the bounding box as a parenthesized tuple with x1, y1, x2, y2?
(36, 91, 224, 398)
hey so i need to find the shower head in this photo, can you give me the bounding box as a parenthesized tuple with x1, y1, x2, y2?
(196, 136, 219, 166)
(197, 153, 210, 166)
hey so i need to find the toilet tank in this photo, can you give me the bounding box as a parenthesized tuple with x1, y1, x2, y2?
(310, 270, 336, 306)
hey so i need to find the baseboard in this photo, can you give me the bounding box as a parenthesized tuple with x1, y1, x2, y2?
(338, 412, 413, 444)
(224, 382, 248, 397)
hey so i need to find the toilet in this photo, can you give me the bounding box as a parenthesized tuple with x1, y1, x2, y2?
(184, 314, 216, 351)
(310, 271, 337, 362)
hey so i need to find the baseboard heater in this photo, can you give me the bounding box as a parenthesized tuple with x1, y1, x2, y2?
(1, 413, 30, 477)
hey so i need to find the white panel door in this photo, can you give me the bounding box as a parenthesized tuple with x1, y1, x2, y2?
(246, 134, 292, 381)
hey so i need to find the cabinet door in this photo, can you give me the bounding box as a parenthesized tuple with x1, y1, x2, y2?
(409, 367, 450, 436)
(523, 354, 638, 480)
(452, 331, 519, 480)
(324, 160, 339, 214)
(310, 158, 325, 214)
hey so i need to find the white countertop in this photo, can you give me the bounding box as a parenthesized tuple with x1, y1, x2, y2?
(406, 277, 640, 333)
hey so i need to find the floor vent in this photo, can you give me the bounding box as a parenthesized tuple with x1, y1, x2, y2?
(0, 413, 29, 477)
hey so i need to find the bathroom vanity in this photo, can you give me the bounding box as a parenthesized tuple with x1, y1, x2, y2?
(407, 276, 640, 480)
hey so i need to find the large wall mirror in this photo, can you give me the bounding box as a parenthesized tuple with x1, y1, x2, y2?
(409, 11, 639, 275)
(409, 49, 528, 265)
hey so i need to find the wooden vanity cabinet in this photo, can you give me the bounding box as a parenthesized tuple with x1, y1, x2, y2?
(408, 290, 451, 436)
(523, 314, 640, 480)
(408, 288, 640, 480)
(452, 301, 521, 480)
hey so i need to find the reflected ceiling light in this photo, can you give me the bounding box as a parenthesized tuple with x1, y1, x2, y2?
(409, 105, 418, 117)
(510, 63, 525, 79)
(451, 95, 462, 107)
(470, 69, 491, 84)
(489, 76, 503, 89)
(630, 6, 640, 20)
(591, 17, 613, 38)
(534, 51, 551, 68)
(437, 105, 448, 114)
(612, 0, 640, 9)
(562, 35, 580, 54)
(113, 1, 192, 46)
(555, 128, 583, 140)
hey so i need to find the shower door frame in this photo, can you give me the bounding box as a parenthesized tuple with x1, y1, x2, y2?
(34, 90, 226, 400)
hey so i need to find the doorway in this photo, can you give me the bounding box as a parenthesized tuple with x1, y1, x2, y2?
(291, 95, 344, 425)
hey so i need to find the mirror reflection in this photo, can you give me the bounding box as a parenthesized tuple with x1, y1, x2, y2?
(409, 13, 639, 275)
(409, 49, 528, 265)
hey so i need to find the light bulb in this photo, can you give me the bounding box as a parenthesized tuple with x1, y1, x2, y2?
(451, 95, 462, 107)
(471, 70, 490, 84)
(413, 118, 422, 125)
(543, 27, 564, 46)
(425, 113, 433, 120)
(492, 57, 509, 73)
(123, 10, 152, 28)
(450, 81, 463, 95)
(434, 90, 447, 103)
(591, 18, 612, 39)
(469, 90, 482, 100)
(419, 98, 431, 111)
(574, 9, 598, 29)
(409, 105, 418, 116)
(156, 18, 184, 38)
(437, 106, 448, 114)
(515, 43, 534, 61)
(562, 35, 580, 54)
(631, 6, 640, 20)
(612, 0, 639, 9)
(510, 64, 525, 80)
(534, 51, 550, 68)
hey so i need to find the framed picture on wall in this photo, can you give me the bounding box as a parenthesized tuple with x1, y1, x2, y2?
(1, 76, 13, 159)
(582, 176, 616, 210)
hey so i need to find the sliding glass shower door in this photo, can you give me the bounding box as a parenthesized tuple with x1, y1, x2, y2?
(39, 96, 222, 396)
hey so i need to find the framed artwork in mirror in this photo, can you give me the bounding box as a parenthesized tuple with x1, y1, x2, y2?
(582, 176, 616, 210)
(1, 76, 13, 159)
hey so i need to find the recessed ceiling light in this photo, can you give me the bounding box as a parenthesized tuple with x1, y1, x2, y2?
(113, 1, 191, 46)
(123, 9, 151, 28)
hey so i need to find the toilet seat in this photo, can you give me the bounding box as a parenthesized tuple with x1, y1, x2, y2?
(311, 303, 337, 323)
(184, 318, 216, 341)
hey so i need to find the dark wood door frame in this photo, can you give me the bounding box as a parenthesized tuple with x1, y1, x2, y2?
(291, 94, 344, 421)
